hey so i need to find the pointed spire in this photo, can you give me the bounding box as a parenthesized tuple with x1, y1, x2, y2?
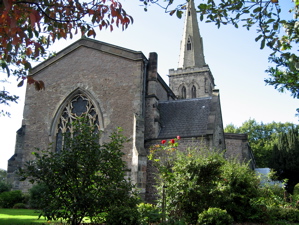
(178, 0, 206, 69)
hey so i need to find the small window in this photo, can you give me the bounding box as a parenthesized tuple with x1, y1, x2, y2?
(182, 86, 186, 99)
(188, 10, 191, 16)
(191, 85, 196, 98)
(187, 37, 192, 51)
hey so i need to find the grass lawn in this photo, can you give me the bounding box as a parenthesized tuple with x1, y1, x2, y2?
(0, 208, 50, 225)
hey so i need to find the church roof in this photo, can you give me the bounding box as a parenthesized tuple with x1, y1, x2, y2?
(158, 97, 215, 138)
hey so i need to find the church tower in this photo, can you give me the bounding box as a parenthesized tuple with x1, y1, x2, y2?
(169, 0, 215, 99)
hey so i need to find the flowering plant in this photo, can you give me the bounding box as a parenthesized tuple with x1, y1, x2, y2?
(148, 137, 180, 163)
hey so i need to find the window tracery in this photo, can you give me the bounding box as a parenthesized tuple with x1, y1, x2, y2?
(55, 93, 100, 152)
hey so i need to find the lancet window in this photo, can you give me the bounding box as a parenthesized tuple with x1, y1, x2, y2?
(187, 37, 192, 51)
(191, 85, 196, 98)
(181, 86, 186, 99)
(55, 93, 100, 152)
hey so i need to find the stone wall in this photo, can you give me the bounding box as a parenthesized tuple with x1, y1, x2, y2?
(210, 90, 226, 151)
(8, 39, 147, 192)
(224, 133, 256, 169)
(169, 66, 214, 99)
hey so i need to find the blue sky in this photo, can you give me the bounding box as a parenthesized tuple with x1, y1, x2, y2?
(0, 0, 298, 170)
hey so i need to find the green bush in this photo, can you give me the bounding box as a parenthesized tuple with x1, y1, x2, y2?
(13, 202, 27, 209)
(197, 207, 233, 225)
(105, 206, 140, 225)
(137, 203, 161, 225)
(277, 207, 299, 222)
(251, 183, 293, 222)
(0, 190, 24, 208)
(0, 181, 11, 194)
(29, 183, 50, 209)
(219, 160, 261, 222)
(293, 183, 299, 200)
(266, 206, 299, 222)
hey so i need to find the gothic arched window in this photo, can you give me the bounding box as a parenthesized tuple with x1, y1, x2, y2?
(187, 37, 192, 51)
(181, 86, 186, 99)
(191, 85, 196, 98)
(55, 93, 100, 152)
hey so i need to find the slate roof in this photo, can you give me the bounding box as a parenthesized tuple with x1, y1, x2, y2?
(158, 97, 213, 138)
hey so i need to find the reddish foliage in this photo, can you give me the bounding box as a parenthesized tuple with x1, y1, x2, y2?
(0, 0, 133, 89)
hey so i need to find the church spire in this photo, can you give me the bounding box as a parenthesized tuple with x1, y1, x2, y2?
(178, 0, 206, 69)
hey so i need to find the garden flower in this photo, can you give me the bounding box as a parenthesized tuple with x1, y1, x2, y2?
(161, 140, 166, 144)
(170, 139, 175, 144)
(177, 136, 181, 140)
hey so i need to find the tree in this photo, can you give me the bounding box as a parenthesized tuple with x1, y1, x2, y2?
(0, 169, 11, 193)
(142, 0, 299, 100)
(269, 127, 299, 193)
(0, 85, 18, 116)
(0, 0, 133, 114)
(224, 119, 298, 167)
(18, 119, 138, 225)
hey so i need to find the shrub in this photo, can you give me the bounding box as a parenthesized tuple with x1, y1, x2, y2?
(105, 206, 140, 225)
(137, 203, 161, 225)
(219, 160, 261, 222)
(197, 207, 234, 225)
(277, 207, 299, 222)
(29, 183, 50, 209)
(0, 190, 24, 208)
(13, 202, 27, 209)
(19, 120, 138, 225)
(0, 181, 11, 194)
(293, 183, 299, 200)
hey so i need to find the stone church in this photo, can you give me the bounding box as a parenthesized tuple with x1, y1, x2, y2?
(8, 0, 255, 201)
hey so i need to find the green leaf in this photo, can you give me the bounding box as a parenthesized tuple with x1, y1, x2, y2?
(253, 7, 262, 13)
(260, 38, 266, 49)
(255, 35, 263, 42)
(17, 80, 24, 87)
(176, 10, 183, 19)
(267, 19, 276, 23)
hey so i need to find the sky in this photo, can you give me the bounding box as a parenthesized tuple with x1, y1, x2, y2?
(0, 0, 298, 170)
